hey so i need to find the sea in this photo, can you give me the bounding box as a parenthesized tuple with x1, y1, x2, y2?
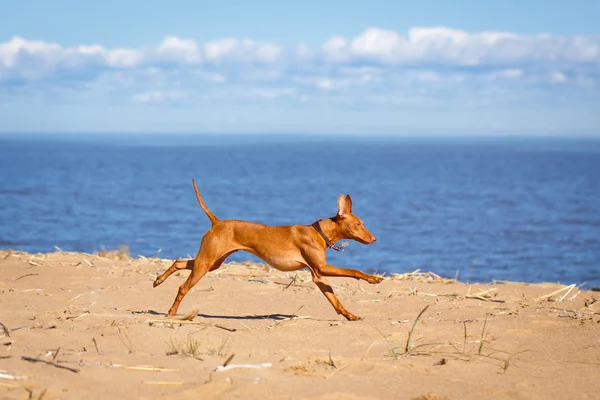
(1, 133, 599, 287)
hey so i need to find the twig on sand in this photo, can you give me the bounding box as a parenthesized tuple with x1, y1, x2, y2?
(10, 325, 27, 332)
(212, 324, 237, 332)
(109, 364, 178, 372)
(536, 284, 577, 302)
(266, 305, 310, 329)
(0, 372, 27, 380)
(147, 319, 237, 332)
(266, 316, 312, 329)
(390, 320, 410, 325)
(15, 273, 40, 281)
(179, 309, 198, 321)
(215, 363, 272, 372)
(465, 288, 506, 303)
(66, 311, 90, 321)
(466, 295, 505, 303)
(21, 356, 80, 373)
(0, 321, 10, 338)
(284, 274, 298, 290)
(149, 319, 203, 325)
(222, 354, 235, 367)
(389, 269, 454, 283)
(0, 382, 21, 389)
(328, 350, 337, 369)
(67, 293, 83, 302)
(558, 285, 577, 302)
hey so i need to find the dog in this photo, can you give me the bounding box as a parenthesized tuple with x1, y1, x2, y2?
(153, 179, 382, 320)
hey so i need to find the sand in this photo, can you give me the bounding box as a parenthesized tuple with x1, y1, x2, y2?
(1, 249, 599, 400)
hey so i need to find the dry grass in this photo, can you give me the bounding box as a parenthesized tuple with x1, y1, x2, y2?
(166, 335, 231, 359)
(381, 305, 526, 374)
(478, 315, 489, 355)
(389, 269, 455, 283)
(404, 305, 431, 354)
(413, 394, 452, 400)
(167, 337, 202, 358)
(207, 337, 231, 357)
(536, 284, 579, 302)
(96, 245, 130, 260)
(382, 304, 446, 358)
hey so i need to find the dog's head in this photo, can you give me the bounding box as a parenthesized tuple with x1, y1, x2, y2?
(335, 194, 377, 245)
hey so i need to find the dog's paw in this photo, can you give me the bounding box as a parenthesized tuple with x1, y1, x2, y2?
(344, 313, 364, 321)
(367, 275, 384, 284)
(153, 277, 163, 287)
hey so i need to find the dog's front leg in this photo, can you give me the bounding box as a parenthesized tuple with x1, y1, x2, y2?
(317, 263, 383, 284)
(307, 266, 363, 321)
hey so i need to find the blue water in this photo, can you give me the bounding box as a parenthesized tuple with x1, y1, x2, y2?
(1, 134, 599, 287)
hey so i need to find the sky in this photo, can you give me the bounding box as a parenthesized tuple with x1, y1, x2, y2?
(1, 0, 599, 136)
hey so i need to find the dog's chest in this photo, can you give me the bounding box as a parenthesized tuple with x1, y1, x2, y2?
(254, 253, 306, 272)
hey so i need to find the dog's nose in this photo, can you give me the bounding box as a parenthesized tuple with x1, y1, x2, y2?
(371, 236, 377, 243)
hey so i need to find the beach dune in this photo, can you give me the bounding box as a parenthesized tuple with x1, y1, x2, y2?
(1, 249, 599, 399)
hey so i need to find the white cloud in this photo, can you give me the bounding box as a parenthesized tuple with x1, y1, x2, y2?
(203, 38, 282, 63)
(349, 28, 405, 63)
(549, 71, 567, 83)
(253, 88, 295, 99)
(155, 36, 201, 64)
(322, 27, 600, 67)
(296, 43, 313, 59)
(0, 37, 63, 79)
(106, 48, 143, 67)
(485, 68, 524, 81)
(132, 90, 185, 103)
(316, 78, 333, 90)
(414, 71, 441, 83)
(0, 37, 61, 69)
(255, 43, 282, 63)
(1, 27, 599, 128)
(0, 35, 282, 83)
(204, 39, 238, 61)
(2, 28, 598, 86)
(208, 73, 227, 83)
(500, 69, 524, 78)
(322, 36, 348, 61)
(0, 36, 144, 81)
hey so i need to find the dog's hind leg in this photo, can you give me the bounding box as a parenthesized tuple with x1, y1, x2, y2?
(208, 251, 234, 271)
(167, 257, 211, 317)
(165, 232, 239, 316)
(153, 259, 194, 287)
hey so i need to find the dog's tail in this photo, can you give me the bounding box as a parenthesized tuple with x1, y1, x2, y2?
(192, 178, 219, 225)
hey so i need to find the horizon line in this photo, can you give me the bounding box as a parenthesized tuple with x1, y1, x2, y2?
(2, 132, 600, 140)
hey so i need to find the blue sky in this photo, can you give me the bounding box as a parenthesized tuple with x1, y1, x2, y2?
(1, 0, 599, 135)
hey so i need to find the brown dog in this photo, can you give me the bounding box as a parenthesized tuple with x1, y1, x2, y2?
(153, 179, 383, 320)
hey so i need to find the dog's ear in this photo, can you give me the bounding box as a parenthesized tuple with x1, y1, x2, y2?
(337, 194, 353, 217)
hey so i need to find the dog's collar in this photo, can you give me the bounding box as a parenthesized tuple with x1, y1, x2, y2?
(311, 220, 342, 252)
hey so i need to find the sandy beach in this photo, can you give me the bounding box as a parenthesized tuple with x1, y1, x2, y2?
(1, 249, 599, 399)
